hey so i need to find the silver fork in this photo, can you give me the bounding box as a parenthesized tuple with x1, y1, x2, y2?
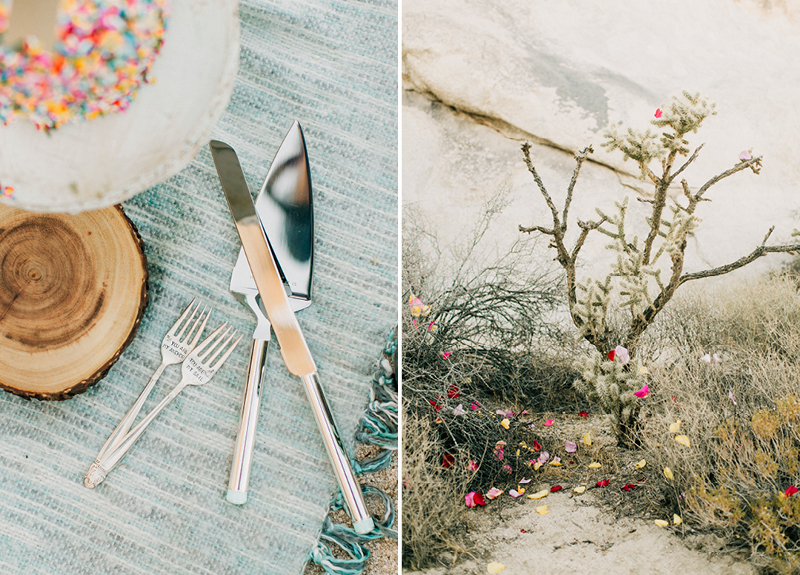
(84, 323, 241, 488)
(92, 299, 211, 463)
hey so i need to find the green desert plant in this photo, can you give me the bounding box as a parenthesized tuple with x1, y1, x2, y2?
(519, 91, 800, 446)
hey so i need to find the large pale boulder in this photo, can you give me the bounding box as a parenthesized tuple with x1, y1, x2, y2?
(403, 0, 800, 279)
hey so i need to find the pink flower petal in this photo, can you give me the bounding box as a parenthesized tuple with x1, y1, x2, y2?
(538, 451, 550, 464)
(509, 489, 524, 498)
(739, 150, 752, 161)
(655, 108, 663, 118)
(502, 464, 513, 474)
(470, 402, 481, 410)
(633, 384, 649, 399)
(565, 441, 577, 453)
(543, 419, 554, 427)
(486, 487, 503, 500)
(519, 477, 531, 484)
(442, 352, 452, 360)
(468, 460, 479, 471)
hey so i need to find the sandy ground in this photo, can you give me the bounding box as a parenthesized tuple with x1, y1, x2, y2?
(404, 483, 756, 575)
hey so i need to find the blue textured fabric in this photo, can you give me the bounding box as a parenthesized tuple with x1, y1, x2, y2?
(0, 1, 397, 574)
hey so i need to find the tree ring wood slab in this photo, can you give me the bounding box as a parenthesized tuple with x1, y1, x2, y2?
(0, 204, 148, 400)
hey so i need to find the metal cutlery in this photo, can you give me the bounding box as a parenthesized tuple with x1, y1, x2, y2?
(226, 121, 313, 505)
(85, 323, 241, 488)
(210, 139, 375, 534)
(85, 298, 211, 487)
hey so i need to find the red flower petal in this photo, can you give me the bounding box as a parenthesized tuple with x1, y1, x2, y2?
(473, 492, 486, 506)
(532, 440, 542, 451)
(608, 350, 615, 361)
(621, 483, 636, 491)
(637, 477, 647, 483)
(655, 108, 663, 118)
(595, 479, 610, 487)
(786, 485, 799, 497)
(550, 485, 563, 492)
(428, 400, 442, 413)
(442, 454, 454, 468)
(579, 411, 589, 417)
(447, 384, 460, 399)
(520, 528, 527, 533)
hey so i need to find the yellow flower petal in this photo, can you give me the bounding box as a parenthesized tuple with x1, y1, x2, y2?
(536, 505, 548, 515)
(588, 462, 602, 469)
(673, 514, 682, 525)
(487, 562, 506, 574)
(654, 519, 669, 527)
(664, 467, 674, 480)
(635, 459, 647, 469)
(583, 432, 592, 446)
(501, 418, 510, 430)
(639, 365, 650, 375)
(528, 490, 549, 500)
(516, 449, 520, 457)
(669, 420, 681, 433)
(573, 485, 586, 494)
(534, 462, 543, 471)
(675, 435, 691, 448)
(549, 461, 562, 466)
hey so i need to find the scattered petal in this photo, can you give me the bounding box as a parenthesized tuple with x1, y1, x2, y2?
(633, 384, 649, 399)
(494, 441, 506, 461)
(713, 353, 722, 363)
(669, 420, 681, 433)
(550, 485, 563, 493)
(452, 404, 465, 416)
(486, 487, 503, 500)
(428, 400, 442, 413)
(635, 459, 647, 469)
(509, 489, 525, 498)
(595, 479, 610, 487)
(470, 402, 482, 410)
(654, 519, 669, 527)
(664, 467, 674, 480)
(583, 432, 592, 446)
(655, 108, 663, 118)
(574, 486, 587, 494)
(535, 505, 548, 515)
(614, 345, 630, 365)
(700, 353, 711, 363)
(487, 562, 505, 574)
(579, 411, 589, 418)
(442, 352, 452, 360)
(550, 461, 562, 467)
(588, 462, 602, 469)
(528, 490, 549, 500)
(543, 419, 554, 427)
(728, 390, 737, 405)
(434, 417, 443, 424)
(527, 423, 536, 429)
(447, 384, 460, 399)
(621, 483, 636, 492)
(468, 460, 479, 471)
(501, 418, 510, 430)
(675, 435, 691, 448)
(465, 491, 485, 507)
(565, 441, 577, 453)
(519, 478, 532, 484)
(639, 365, 650, 375)
(442, 454, 454, 468)
(673, 514, 682, 525)
(739, 150, 752, 161)
(532, 440, 542, 451)
(608, 349, 616, 361)
(785, 486, 799, 497)
(520, 528, 527, 533)
(521, 410, 531, 415)
(502, 464, 513, 474)
(538, 452, 550, 464)
(534, 462, 543, 471)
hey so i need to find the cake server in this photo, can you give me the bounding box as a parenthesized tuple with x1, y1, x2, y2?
(210, 139, 374, 534)
(226, 122, 313, 505)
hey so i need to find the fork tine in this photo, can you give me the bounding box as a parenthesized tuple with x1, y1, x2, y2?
(168, 297, 198, 337)
(205, 329, 237, 365)
(198, 326, 233, 361)
(195, 323, 229, 356)
(211, 334, 242, 370)
(186, 305, 211, 345)
(175, 300, 201, 339)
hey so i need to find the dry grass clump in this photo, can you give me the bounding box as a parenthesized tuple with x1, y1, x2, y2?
(401, 408, 472, 570)
(639, 275, 800, 573)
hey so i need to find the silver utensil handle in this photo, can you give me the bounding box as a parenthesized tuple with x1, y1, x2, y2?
(301, 372, 374, 534)
(226, 337, 269, 504)
(84, 383, 185, 489)
(94, 363, 168, 461)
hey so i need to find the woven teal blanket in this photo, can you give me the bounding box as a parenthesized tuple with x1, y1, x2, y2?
(0, 1, 397, 574)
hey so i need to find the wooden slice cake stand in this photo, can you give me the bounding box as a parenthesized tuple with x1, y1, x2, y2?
(0, 204, 148, 400)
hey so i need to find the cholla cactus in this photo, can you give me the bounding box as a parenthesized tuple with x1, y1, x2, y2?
(573, 348, 648, 444)
(519, 91, 800, 445)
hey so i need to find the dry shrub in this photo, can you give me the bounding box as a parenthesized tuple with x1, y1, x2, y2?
(639, 275, 800, 573)
(401, 407, 472, 570)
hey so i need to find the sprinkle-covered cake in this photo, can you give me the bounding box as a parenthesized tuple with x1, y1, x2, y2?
(0, 0, 169, 131)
